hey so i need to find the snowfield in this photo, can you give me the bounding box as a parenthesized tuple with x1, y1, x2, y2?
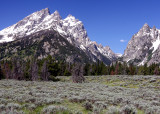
(0, 75, 160, 114)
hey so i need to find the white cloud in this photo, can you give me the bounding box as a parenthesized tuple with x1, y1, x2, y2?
(120, 39, 126, 43)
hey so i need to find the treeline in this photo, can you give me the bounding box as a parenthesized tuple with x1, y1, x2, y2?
(0, 57, 160, 81)
(0, 55, 72, 81)
(83, 61, 160, 75)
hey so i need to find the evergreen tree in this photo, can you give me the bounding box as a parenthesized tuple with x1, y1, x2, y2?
(84, 63, 90, 76)
(24, 59, 31, 80)
(47, 57, 60, 76)
(100, 61, 107, 75)
(0, 64, 3, 80)
(143, 63, 149, 75)
(110, 64, 115, 75)
(64, 68, 71, 76)
(137, 66, 144, 75)
(128, 63, 135, 75)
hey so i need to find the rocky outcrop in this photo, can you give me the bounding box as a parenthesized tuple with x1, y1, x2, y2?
(123, 23, 160, 66)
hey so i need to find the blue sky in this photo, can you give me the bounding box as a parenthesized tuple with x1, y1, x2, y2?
(1, 0, 160, 54)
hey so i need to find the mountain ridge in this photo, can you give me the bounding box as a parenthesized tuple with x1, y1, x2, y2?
(0, 8, 117, 65)
(123, 23, 160, 66)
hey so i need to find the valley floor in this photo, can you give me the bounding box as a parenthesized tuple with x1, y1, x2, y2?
(0, 75, 160, 114)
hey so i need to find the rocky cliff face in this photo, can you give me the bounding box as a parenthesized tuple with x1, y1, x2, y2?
(0, 8, 117, 65)
(0, 30, 91, 64)
(123, 23, 160, 66)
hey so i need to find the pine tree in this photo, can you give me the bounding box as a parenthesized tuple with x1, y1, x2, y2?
(0, 64, 3, 80)
(128, 63, 135, 75)
(47, 57, 60, 76)
(110, 64, 115, 75)
(143, 63, 149, 75)
(84, 63, 90, 76)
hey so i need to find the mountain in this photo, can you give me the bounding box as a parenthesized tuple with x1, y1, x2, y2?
(123, 23, 160, 66)
(0, 8, 117, 65)
(0, 30, 91, 63)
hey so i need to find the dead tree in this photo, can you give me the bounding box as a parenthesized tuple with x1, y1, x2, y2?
(0, 64, 3, 80)
(41, 61, 49, 81)
(30, 61, 39, 81)
(11, 58, 24, 80)
(71, 63, 85, 83)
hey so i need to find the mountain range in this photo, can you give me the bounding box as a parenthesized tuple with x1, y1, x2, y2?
(0, 8, 160, 66)
(0, 8, 118, 65)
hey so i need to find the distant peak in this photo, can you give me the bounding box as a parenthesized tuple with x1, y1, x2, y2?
(44, 8, 49, 11)
(142, 23, 150, 29)
(51, 10, 61, 20)
(65, 14, 76, 20)
(140, 23, 151, 32)
(143, 23, 149, 27)
(116, 53, 122, 57)
(152, 25, 156, 30)
(39, 8, 50, 15)
(53, 10, 60, 15)
(104, 46, 111, 50)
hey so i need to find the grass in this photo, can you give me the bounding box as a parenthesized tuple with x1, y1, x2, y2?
(34, 105, 44, 113)
(137, 109, 145, 114)
(62, 99, 89, 114)
(0, 75, 160, 113)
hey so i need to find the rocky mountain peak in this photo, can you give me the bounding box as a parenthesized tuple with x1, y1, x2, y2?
(65, 14, 76, 20)
(0, 8, 117, 65)
(51, 10, 62, 21)
(123, 23, 160, 66)
(53, 10, 60, 15)
(141, 23, 151, 33)
(152, 25, 156, 31)
(104, 46, 110, 50)
(41, 8, 50, 15)
(29, 8, 50, 20)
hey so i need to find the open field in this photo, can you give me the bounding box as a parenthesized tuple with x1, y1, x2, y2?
(0, 75, 160, 114)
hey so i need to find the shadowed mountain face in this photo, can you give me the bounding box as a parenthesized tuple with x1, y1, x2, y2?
(123, 24, 160, 66)
(0, 8, 117, 65)
(0, 30, 92, 64)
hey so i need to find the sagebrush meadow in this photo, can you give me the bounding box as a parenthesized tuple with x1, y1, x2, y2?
(0, 76, 160, 114)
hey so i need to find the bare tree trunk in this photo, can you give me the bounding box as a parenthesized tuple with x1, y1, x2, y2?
(30, 61, 39, 81)
(71, 63, 85, 83)
(41, 61, 49, 81)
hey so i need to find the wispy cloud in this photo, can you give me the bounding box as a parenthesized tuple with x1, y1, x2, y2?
(120, 39, 126, 43)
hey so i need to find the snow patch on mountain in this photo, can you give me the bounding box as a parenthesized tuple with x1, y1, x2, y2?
(0, 8, 117, 64)
(152, 35, 160, 53)
(123, 23, 160, 65)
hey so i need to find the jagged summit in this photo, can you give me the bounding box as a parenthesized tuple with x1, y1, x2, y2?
(52, 10, 61, 18)
(0, 8, 117, 65)
(140, 23, 151, 33)
(152, 25, 157, 32)
(143, 23, 149, 27)
(65, 14, 76, 20)
(123, 23, 160, 66)
(41, 8, 50, 14)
